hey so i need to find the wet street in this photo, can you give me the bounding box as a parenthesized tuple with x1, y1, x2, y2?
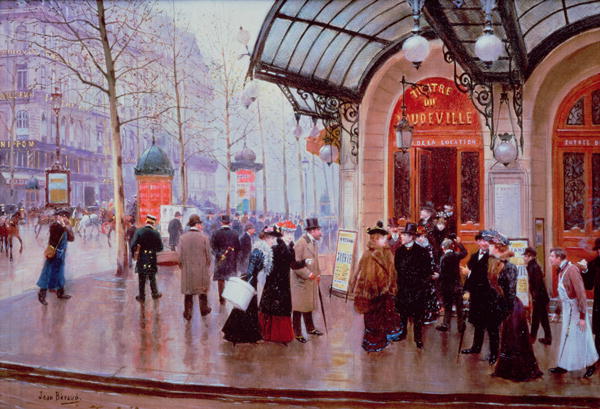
(0, 224, 117, 301)
(0, 228, 599, 408)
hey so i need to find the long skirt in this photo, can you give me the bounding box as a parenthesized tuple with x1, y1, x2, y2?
(493, 298, 543, 381)
(423, 279, 440, 324)
(37, 251, 67, 290)
(259, 312, 294, 343)
(222, 295, 262, 344)
(362, 295, 404, 352)
(557, 299, 599, 371)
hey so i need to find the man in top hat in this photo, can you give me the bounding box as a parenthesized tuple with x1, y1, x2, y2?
(130, 214, 163, 302)
(436, 236, 467, 333)
(291, 217, 323, 343)
(581, 238, 600, 357)
(394, 222, 434, 349)
(168, 211, 183, 251)
(387, 218, 402, 253)
(36, 209, 75, 305)
(177, 214, 213, 320)
(210, 214, 241, 304)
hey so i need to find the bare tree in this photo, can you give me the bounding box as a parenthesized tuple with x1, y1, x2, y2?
(25, 0, 165, 275)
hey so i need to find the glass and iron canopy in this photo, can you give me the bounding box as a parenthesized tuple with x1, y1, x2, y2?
(249, 0, 600, 114)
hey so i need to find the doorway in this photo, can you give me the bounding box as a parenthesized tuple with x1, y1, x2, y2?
(418, 148, 457, 212)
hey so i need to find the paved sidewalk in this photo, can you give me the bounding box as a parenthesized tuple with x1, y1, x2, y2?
(0, 267, 599, 407)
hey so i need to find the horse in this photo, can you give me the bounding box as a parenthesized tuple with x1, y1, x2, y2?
(34, 208, 55, 238)
(0, 212, 23, 261)
(77, 213, 102, 241)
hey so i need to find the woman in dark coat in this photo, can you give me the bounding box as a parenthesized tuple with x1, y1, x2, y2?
(222, 226, 277, 344)
(488, 231, 543, 382)
(259, 221, 307, 343)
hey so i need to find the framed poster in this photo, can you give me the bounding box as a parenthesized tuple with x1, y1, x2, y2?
(45, 169, 71, 207)
(509, 238, 529, 307)
(330, 229, 357, 296)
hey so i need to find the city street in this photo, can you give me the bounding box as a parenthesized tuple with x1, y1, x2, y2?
(0, 224, 117, 301)
(0, 237, 599, 408)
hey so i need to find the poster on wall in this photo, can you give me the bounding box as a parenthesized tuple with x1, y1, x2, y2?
(509, 238, 529, 307)
(159, 205, 199, 237)
(137, 178, 172, 227)
(330, 229, 357, 296)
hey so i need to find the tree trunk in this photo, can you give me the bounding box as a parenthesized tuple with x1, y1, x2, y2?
(97, 0, 127, 274)
(257, 100, 267, 214)
(172, 25, 187, 205)
(222, 49, 231, 213)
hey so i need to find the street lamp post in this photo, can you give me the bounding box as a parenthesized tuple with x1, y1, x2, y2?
(50, 87, 62, 167)
(301, 156, 309, 217)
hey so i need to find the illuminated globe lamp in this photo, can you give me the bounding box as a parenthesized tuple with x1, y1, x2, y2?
(493, 133, 518, 166)
(402, 34, 430, 69)
(319, 144, 339, 166)
(134, 141, 174, 226)
(474, 0, 504, 68)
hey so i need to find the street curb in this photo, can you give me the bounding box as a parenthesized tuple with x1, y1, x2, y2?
(1, 361, 599, 407)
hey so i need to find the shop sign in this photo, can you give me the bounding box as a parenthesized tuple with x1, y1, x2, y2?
(47, 171, 70, 206)
(555, 138, 600, 147)
(0, 91, 33, 100)
(0, 140, 37, 149)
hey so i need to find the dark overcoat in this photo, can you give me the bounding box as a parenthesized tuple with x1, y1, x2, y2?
(582, 256, 600, 335)
(239, 232, 253, 271)
(527, 259, 550, 306)
(394, 243, 433, 317)
(464, 250, 494, 327)
(260, 239, 305, 316)
(168, 218, 183, 248)
(130, 225, 163, 276)
(210, 226, 240, 281)
(439, 242, 467, 297)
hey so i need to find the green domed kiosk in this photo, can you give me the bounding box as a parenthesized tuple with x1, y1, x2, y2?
(134, 142, 174, 226)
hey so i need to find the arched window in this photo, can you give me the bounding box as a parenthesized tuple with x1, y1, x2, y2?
(41, 113, 47, 142)
(15, 24, 27, 51)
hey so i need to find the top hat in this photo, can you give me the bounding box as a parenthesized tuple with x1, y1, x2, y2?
(220, 215, 231, 224)
(402, 222, 418, 236)
(420, 202, 435, 214)
(188, 214, 202, 227)
(305, 218, 320, 231)
(387, 218, 400, 228)
(593, 238, 600, 251)
(367, 221, 388, 236)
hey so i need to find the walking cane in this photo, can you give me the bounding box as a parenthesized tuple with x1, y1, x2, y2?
(318, 282, 328, 334)
(457, 298, 469, 362)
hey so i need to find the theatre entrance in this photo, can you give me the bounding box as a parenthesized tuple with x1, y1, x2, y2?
(388, 77, 484, 244)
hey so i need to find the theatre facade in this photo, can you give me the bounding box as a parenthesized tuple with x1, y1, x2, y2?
(249, 1, 600, 291)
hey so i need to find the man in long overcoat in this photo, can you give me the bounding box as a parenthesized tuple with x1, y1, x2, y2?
(177, 214, 213, 320)
(211, 214, 241, 304)
(461, 231, 497, 357)
(238, 223, 255, 274)
(168, 211, 183, 251)
(291, 218, 322, 343)
(395, 222, 434, 349)
(436, 237, 467, 333)
(130, 214, 163, 302)
(525, 247, 551, 345)
(582, 238, 600, 356)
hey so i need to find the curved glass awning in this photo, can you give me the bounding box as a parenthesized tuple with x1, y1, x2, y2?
(250, 0, 600, 110)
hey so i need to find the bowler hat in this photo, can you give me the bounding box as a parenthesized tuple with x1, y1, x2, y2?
(188, 214, 201, 227)
(593, 238, 600, 251)
(221, 214, 231, 224)
(305, 218, 320, 231)
(387, 218, 400, 228)
(402, 222, 418, 236)
(174, 211, 182, 217)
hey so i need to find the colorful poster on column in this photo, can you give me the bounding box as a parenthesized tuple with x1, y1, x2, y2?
(236, 169, 256, 212)
(331, 230, 357, 294)
(137, 177, 172, 227)
(509, 238, 529, 307)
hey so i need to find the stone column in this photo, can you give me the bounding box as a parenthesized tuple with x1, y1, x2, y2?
(338, 103, 359, 231)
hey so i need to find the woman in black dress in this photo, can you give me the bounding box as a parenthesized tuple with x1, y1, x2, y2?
(222, 226, 277, 344)
(259, 221, 307, 343)
(487, 231, 543, 382)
